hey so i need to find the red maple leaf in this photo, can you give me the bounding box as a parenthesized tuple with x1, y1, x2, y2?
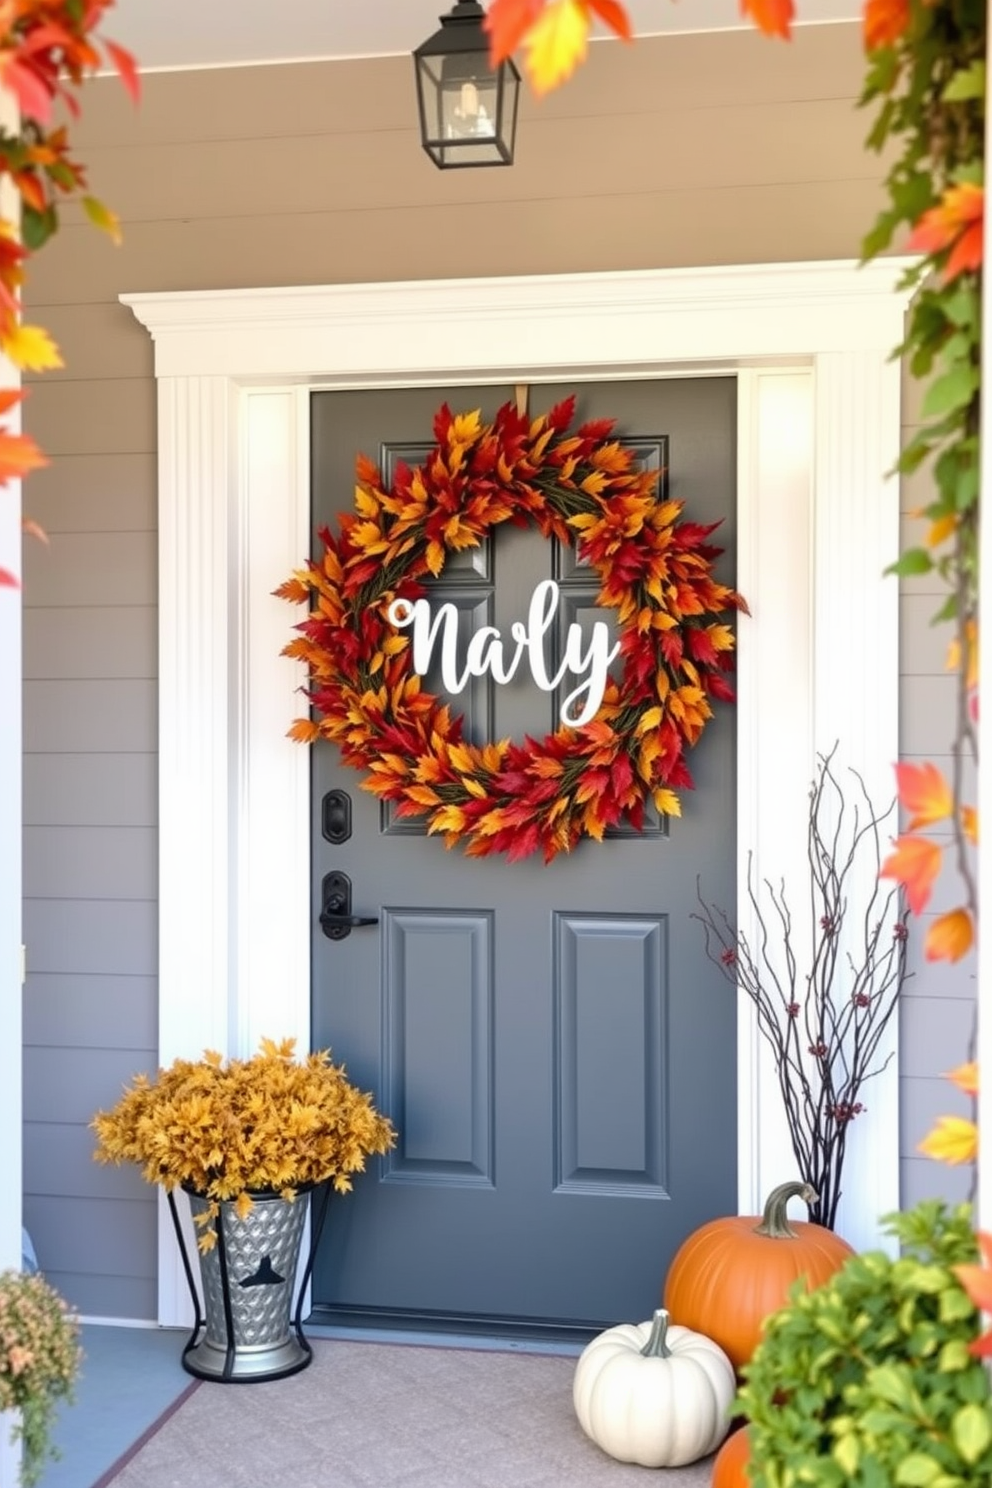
(484, 0, 546, 65)
(863, 0, 910, 50)
(740, 0, 794, 40)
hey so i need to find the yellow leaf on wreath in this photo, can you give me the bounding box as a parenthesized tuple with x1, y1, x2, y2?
(426, 540, 445, 576)
(636, 707, 663, 736)
(451, 409, 482, 443)
(582, 804, 606, 840)
(406, 784, 442, 808)
(448, 742, 475, 774)
(354, 485, 380, 519)
(637, 737, 662, 781)
(482, 742, 507, 773)
(462, 776, 489, 799)
(429, 805, 468, 835)
(652, 788, 682, 817)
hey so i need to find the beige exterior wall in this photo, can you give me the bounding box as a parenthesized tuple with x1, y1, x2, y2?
(21, 22, 970, 1319)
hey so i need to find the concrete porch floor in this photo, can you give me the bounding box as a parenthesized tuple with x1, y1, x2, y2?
(38, 1323, 592, 1488)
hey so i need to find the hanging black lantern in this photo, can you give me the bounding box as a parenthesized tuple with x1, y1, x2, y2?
(413, 1, 521, 169)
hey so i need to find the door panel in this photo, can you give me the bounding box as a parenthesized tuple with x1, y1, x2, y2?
(310, 378, 737, 1336)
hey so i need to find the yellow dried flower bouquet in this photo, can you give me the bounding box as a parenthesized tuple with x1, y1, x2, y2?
(91, 1038, 395, 1251)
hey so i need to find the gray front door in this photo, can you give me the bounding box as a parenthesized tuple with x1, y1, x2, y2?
(310, 378, 737, 1338)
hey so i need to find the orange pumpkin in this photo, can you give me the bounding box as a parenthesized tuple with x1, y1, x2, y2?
(711, 1424, 750, 1487)
(664, 1180, 854, 1372)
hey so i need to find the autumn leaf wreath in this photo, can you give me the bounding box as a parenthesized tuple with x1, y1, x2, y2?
(277, 395, 745, 863)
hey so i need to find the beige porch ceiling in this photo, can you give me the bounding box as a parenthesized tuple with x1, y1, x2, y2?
(109, 0, 862, 73)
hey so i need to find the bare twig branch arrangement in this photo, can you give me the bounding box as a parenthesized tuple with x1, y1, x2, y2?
(693, 748, 910, 1230)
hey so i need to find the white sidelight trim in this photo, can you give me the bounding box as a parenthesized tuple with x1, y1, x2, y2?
(124, 260, 914, 1325)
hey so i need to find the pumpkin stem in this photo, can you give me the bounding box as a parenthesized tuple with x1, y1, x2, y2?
(753, 1180, 818, 1239)
(640, 1307, 673, 1358)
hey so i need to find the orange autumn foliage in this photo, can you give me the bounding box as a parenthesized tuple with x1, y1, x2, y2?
(863, 0, 910, 50)
(907, 181, 985, 283)
(486, 0, 630, 93)
(953, 1231, 992, 1358)
(0, 2, 137, 586)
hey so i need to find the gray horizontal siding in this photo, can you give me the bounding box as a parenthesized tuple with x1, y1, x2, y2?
(24, 827, 157, 900)
(23, 606, 156, 680)
(24, 1123, 151, 1203)
(31, 1271, 157, 1322)
(23, 681, 157, 752)
(897, 411, 977, 1206)
(30, 179, 888, 308)
(23, 753, 156, 826)
(23, 1046, 156, 1126)
(23, 532, 156, 611)
(24, 452, 156, 534)
(22, 1196, 157, 1321)
(23, 974, 157, 1049)
(23, 901, 157, 977)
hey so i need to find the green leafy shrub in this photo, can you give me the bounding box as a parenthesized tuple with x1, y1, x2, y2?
(738, 1202, 992, 1487)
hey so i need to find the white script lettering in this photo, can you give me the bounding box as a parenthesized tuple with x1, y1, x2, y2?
(387, 580, 619, 728)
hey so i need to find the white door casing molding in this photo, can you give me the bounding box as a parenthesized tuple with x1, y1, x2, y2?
(124, 260, 913, 1327)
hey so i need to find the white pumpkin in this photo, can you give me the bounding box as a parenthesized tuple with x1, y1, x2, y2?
(572, 1307, 735, 1468)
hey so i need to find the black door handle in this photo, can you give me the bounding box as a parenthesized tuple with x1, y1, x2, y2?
(320, 910, 379, 931)
(319, 872, 378, 941)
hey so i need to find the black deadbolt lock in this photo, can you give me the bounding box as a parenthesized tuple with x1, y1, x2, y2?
(321, 789, 352, 845)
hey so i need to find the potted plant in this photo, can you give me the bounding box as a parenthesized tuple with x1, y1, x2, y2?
(736, 1201, 992, 1485)
(0, 1268, 81, 1486)
(91, 1038, 395, 1382)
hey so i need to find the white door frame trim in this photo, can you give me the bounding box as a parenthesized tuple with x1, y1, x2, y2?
(124, 259, 913, 1327)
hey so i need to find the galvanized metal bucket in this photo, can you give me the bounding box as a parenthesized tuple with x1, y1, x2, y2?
(168, 1184, 330, 1383)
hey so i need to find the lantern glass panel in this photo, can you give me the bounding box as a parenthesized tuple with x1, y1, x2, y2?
(415, 40, 519, 168)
